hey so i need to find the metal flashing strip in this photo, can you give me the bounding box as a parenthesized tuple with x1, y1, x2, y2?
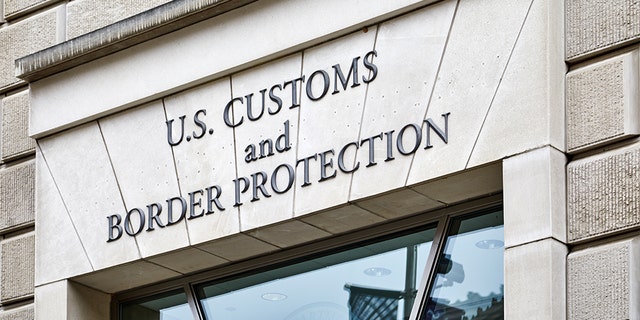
(14, 0, 256, 82)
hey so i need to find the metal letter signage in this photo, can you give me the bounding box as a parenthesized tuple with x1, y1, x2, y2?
(107, 50, 451, 242)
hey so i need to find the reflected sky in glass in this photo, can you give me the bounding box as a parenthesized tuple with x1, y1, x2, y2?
(423, 211, 504, 320)
(198, 228, 436, 320)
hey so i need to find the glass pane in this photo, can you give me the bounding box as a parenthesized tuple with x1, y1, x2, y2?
(421, 209, 504, 320)
(197, 226, 437, 320)
(121, 289, 193, 320)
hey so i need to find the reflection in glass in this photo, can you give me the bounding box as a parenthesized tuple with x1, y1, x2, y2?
(121, 289, 192, 320)
(421, 210, 504, 320)
(196, 226, 437, 320)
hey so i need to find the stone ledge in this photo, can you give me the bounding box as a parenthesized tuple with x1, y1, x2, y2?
(15, 0, 256, 82)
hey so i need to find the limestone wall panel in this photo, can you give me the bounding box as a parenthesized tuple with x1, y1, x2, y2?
(504, 239, 567, 319)
(566, 50, 639, 153)
(2, 91, 35, 160)
(0, 161, 34, 232)
(466, 0, 565, 165)
(66, 0, 171, 39)
(163, 78, 239, 245)
(34, 149, 92, 286)
(294, 27, 376, 217)
(38, 122, 140, 270)
(0, 233, 34, 302)
(0, 305, 33, 320)
(567, 142, 640, 243)
(406, 0, 533, 186)
(3, 0, 57, 19)
(503, 147, 566, 248)
(0, 9, 56, 91)
(567, 238, 640, 319)
(230, 54, 302, 231)
(567, 0, 640, 61)
(351, 0, 456, 199)
(99, 101, 189, 257)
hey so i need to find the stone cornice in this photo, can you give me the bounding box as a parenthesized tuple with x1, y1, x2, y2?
(15, 0, 256, 82)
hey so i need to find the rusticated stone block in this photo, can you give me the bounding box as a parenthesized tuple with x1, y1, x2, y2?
(566, 50, 639, 153)
(4, 0, 57, 19)
(0, 305, 34, 320)
(567, 143, 640, 242)
(0, 233, 35, 302)
(67, 0, 171, 39)
(0, 161, 35, 232)
(567, 239, 639, 319)
(2, 91, 35, 160)
(0, 9, 56, 91)
(567, 0, 640, 60)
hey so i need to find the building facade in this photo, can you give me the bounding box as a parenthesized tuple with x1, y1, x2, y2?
(0, 0, 639, 319)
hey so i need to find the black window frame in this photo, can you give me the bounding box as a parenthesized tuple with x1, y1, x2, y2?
(112, 194, 503, 320)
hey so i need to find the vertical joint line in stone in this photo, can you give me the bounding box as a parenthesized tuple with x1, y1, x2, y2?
(347, 23, 381, 200)
(405, 0, 461, 187)
(464, 0, 535, 169)
(35, 141, 95, 270)
(291, 52, 305, 218)
(97, 120, 143, 258)
(161, 98, 192, 246)
(228, 76, 242, 228)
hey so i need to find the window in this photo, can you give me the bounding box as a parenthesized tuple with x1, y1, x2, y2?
(116, 204, 503, 320)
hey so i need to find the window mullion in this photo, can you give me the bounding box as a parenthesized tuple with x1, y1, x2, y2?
(408, 215, 450, 320)
(184, 282, 204, 320)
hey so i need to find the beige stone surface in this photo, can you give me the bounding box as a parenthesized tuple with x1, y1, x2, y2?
(231, 54, 301, 231)
(38, 122, 140, 270)
(566, 51, 639, 153)
(0, 160, 34, 232)
(35, 280, 109, 320)
(1, 232, 34, 302)
(466, 0, 565, 165)
(164, 78, 240, 245)
(66, 0, 171, 39)
(407, 0, 533, 185)
(568, 238, 639, 319)
(566, 0, 640, 60)
(100, 100, 189, 257)
(2, 91, 36, 160)
(35, 149, 92, 286)
(3, 0, 55, 18)
(504, 239, 567, 319)
(350, 0, 456, 200)
(0, 8, 56, 91)
(30, 0, 440, 137)
(67, 282, 110, 320)
(294, 27, 376, 216)
(0, 305, 33, 320)
(568, 142, 640, 243)
(503, 147, 567, 248)
(34, 281, 66, 320)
